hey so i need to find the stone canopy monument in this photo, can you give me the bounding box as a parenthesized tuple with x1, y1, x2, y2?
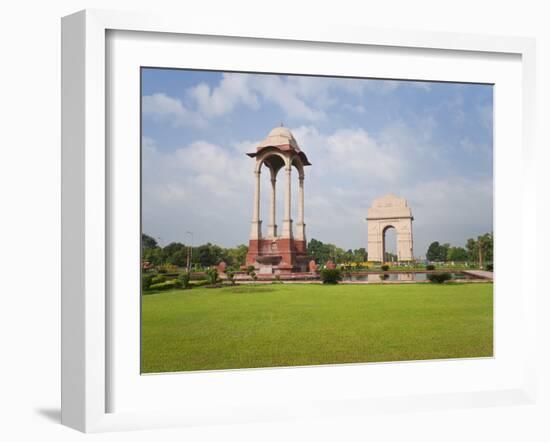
(245, 126, 311, 274)
(366, 194, 414, 262)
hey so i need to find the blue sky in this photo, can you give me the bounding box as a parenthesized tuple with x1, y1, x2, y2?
(141, 68, 493, 258)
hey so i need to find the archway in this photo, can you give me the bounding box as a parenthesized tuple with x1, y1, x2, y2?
(258, 154, 285, 239)
(382, 225, 397, 263)
(366, 194, 414, 262)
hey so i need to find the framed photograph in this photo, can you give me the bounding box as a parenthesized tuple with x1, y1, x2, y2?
(61, 9, 537, 432)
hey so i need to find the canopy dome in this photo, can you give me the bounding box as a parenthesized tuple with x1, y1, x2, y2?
(257, 126, 300, 151)
(247, 125, 311, 166)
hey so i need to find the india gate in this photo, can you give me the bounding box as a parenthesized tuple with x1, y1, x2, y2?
(366, 194, 414, 262)
(245, 126, 311, 274)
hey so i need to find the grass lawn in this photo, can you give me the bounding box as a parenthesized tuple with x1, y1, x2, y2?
(141, 283, 493, 373)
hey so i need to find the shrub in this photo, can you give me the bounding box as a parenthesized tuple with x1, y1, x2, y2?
(190, 280, 210, 288)
(427, 272, 452, 284)
(381, 264, 390, 271)
(249, 271, 258, 282)
(426, 264, 436, 271)
(149, 279, 180, 291)
(246, 265, 256, 275)
(151, 275, 167, 284)
(320, 268, 342, 284)
(205, 268, 219, 285)
(156, 264, 178, 274)
(178, 272, 191, 289)
(142, 274, 154, 291)
(485, 263, 493, 271)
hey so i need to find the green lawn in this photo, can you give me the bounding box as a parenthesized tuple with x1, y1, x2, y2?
(141, 283, 493, 373)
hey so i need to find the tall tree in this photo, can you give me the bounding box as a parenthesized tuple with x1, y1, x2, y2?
(307, 238, 346, 264)
(426, 241, 446, 261)
(352, 248, 367, 262)
(141, 233, 158, 249)
(225, 244, 249, 268)
(446, 246, 468, 262)
(426, 242, 449, 262)
(466, 238, 478, 261)
(476, 233, 493, 268)
(465, 233, 493, 268)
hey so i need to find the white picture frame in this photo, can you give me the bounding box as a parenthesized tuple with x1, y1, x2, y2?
(61, 9, 537, 433)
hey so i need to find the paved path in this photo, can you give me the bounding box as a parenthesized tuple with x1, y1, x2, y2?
(462, 270, 494, 280)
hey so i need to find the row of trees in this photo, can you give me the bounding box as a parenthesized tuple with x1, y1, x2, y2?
(144, 232, 493, 269)
(426, 232, 493, 266)
(307, 238, 367, 265)
(143, 234, 369, 269)
(142, 234, 248, 269)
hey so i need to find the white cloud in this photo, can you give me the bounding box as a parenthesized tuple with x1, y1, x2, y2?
(142, 93, 206, 128)
(187, 73, 260, 117)
(184, 73, 333, 122)
(292, 126, 404, 181)
(406, 177, 493, 252)
(142, 137, 255, 246)
(143, 74, 433, 128)
(150, 140, 250, 195)
(249, 75, 326, 121)
(232, 139, 260, 154)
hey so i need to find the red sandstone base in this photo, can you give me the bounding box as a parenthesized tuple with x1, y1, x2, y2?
(246, 237, 309, 274)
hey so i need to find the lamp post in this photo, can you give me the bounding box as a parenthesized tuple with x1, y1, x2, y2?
(186, 231, 193, 274)
(157, 237, 162, 266)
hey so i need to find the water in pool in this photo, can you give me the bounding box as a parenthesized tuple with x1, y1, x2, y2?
(344, 272, 479, 282)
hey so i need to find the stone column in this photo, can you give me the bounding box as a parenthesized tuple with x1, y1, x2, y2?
(367, 221, 383, 263)
(281, 166, 293, 238)
(295, 175, 306, 241)
(250, 170, 262, 239)
(267, 175, 277, 238)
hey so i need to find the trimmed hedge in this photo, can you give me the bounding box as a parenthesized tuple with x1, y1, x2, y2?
(151, 275, 167, 284)
(427, 272, 452, 284)
(205, 268, 219, 285)
(142, 274, 154, 291)
(320, 268, 342, 284)
(426, 264, 436, 271)
(149, 279, 182, 291)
